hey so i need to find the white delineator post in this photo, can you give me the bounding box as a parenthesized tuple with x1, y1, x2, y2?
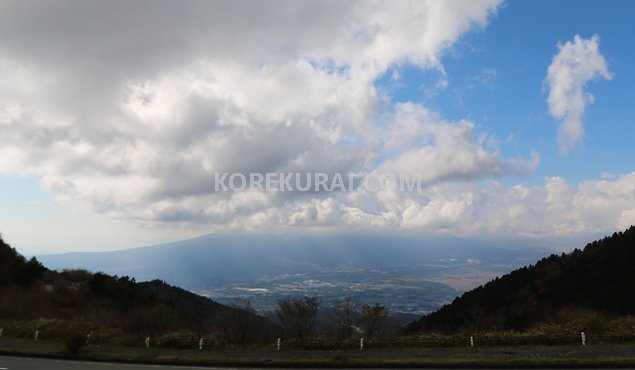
(34, 330, 39, 341)
(144, 337, 150, 348)
(199, 337, 204, 350)
(360, 337, 364, 350)
(277, 337, 281, 351)
(581, 331, 586, 346)
(470, 336, 474, 347)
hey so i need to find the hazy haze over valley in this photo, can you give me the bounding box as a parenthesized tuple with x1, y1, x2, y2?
(39, 233, 548, 314)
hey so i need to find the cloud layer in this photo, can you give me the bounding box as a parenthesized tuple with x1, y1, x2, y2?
(1, 1, 633, 241)
(546, 34, 613, 153)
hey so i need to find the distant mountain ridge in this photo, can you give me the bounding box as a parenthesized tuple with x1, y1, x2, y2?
(403, 226, 635, 334)
(37, 233, 547, 314)
(38, 233, 544, 289)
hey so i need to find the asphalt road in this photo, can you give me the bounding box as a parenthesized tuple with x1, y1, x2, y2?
(2, 355, 634, 370)
(0, 355, 247, 370)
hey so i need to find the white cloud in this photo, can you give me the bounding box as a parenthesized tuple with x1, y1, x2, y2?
(467, 68, 497, 90)
(264, 172, 635, 238)
(0, 0, 505, 224)
(546, 34, 613, 154)
(377, 103, 538, 184)
(4, 1, 632, 244)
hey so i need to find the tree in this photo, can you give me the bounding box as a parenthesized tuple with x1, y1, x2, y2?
(330, 296, 361, 340)
(362, 303, 388, 340)
(226, 297, 258, 346)
(20, 257, 46, 286)
(0, 238, 46, 287)
(88, 272, 111, 296)
(276, 296, 320, 343)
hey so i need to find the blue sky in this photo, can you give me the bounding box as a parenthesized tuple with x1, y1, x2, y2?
(377, 0, 635, 184)
(1, 1, 634, 254)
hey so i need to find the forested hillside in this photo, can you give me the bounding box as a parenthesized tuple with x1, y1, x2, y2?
(0, 234, 47, 287)
(0, 234, 276, 345)
(404, 226, 635, 334)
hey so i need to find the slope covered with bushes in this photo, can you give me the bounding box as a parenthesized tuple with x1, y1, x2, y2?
(404, 226, 635, 334)
(0, 234, 277, 345)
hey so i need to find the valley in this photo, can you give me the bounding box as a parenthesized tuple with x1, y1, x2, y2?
(37, 233, 546, 315)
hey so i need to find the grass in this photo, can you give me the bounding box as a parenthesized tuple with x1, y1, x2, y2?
(2, 337, 635, 368)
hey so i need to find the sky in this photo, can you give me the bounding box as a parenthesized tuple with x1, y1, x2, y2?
(1, 0, 635, 254)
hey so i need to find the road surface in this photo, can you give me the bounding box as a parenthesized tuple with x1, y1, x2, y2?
(0, 355, 246, 370)
(2, 355, 634, 370)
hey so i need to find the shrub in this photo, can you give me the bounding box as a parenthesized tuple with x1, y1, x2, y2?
(65, 333, 86, 354)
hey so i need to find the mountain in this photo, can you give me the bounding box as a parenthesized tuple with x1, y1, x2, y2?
(0, 234, 276, 345)
(38, 233, 547, 313)
(403, 226, 635, 334)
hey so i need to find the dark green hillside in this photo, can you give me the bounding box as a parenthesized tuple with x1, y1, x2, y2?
(0, 234, 276, 345)
(404, 226, 635, 334)
(0, 234, 47, 287)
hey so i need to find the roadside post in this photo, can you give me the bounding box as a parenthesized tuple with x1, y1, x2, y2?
(581, 331, 586, 346)
(470, 336, 474, 347)
(34, 330, 39, 341)
(277, 337, 281, 351)
(145, 336, 150, 348)
(360, 337, 364, 350)
(199, 337, 204, 350)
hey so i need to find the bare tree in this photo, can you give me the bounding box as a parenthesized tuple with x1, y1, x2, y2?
(276, 296, 320, 343)
(362, 303, 388, 340)
(227, 297, 257, 346)
(330, 296, 361, 340)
